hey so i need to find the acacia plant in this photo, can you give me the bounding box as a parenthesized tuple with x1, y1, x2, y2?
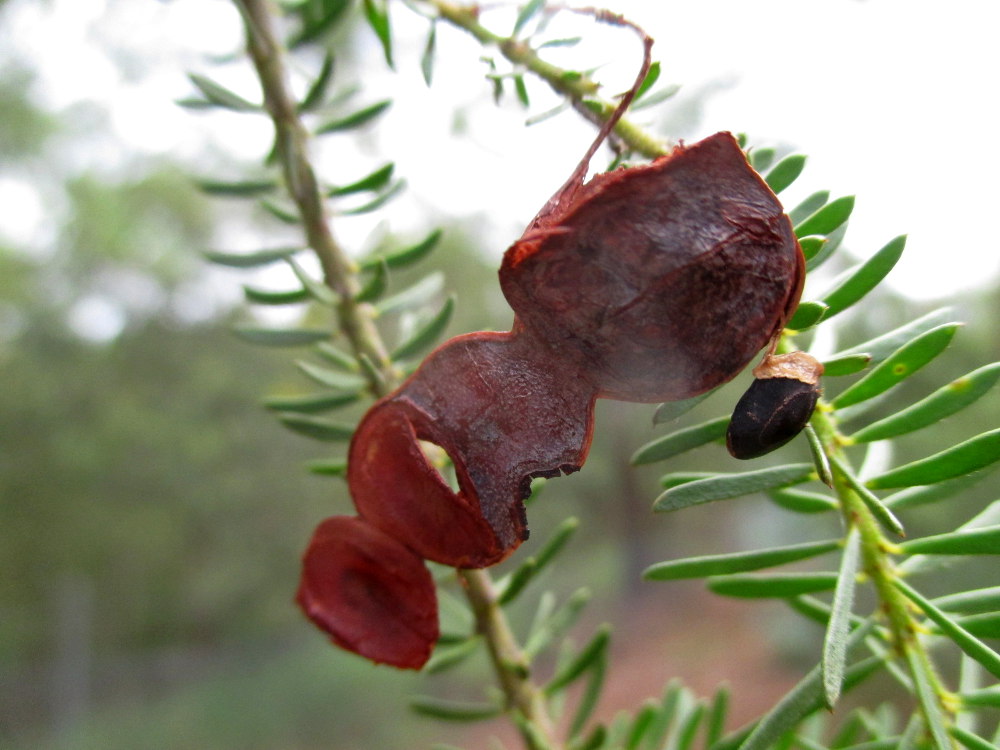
(184, 1, 1000, 748)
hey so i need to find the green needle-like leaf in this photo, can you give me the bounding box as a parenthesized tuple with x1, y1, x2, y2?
(768, 487, 839, 513)
(525, 588, 591, 659)
(513, 0, 545, 34)
(298, 52, 335, 113)
(232, 326, 330, 347)
(409, 696, 502, 722)
(625, 700, 658, 749)
(933, 586, 1000, 615)
(950, 726, 998, 750)
(960, 687, 1000, 708)
(360, 228, 442, 270)
(315, 99, 391, 133)
(797, 236, 827, 263)
(653, 463, 814, 512)
(362, 0, 394, 68)
(884, 470, 992, 510)
(765, 153, 807, 193)
(707, 572, 838, 598)
(568, 650, 607, 739)
(355, 258, 388, 303)
(836, 307, 955, 365)
(630, 416, 728, 465)
(498, 518, 578, 605)
(185, 73, 261, 112)
(831, 323, 960, 409)
(895, 579, 1000, 680)
(287, 257, 338, 305)
(375, 272, 444, 315)
(339, 179, 406, 215)
(904, 646, 952, 750)
(794, 195, 854, 239)
(705, 684, 730, 748)
(634, 60, 661, 102)
(391, 295, 455, 361)
(296, 360, 367, 390)
(424, 636, 481, 674)
(196, 178, 277, 196)
(242, 285, 310, 305)
(749, 146, 775, 171)
(829, 454, 905, 537)
(314, 342, 360, 371)
(327, 163, 395, 196)
(263, 391, 359, 413)
(823, 526, 861, 709)
(644, 539, 839, 581)
(305, 458, 347, 477)
(899, 526, 1000, 556)
(821, 353, 872, 377)
(789, 191, 829, 225)
(852, 362, 1000, 442)
(674, 702, 706, 750)
(546, 625, 611, 695)
(786, 300, 828, 331)
(203, 246, 301, 268)
(867, 428, 1000, 489)
(952, 612, 1000, 640)
(819, 235, 907, 319)
(277, 414, 354, 441)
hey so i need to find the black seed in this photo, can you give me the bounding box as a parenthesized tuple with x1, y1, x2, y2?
(727, 377, 821, 460)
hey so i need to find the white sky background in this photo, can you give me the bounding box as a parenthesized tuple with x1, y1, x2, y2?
(3, 0, 1000, 308)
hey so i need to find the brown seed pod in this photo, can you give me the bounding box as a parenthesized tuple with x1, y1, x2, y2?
(726, 351, 824, 460)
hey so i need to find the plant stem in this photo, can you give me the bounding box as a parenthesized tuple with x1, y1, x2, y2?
(235, 0, 398, 397)
(419, 0, 670, 160)
(234, 2, 560, 746)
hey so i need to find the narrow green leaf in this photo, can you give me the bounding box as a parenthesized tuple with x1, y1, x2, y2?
(424, 636, 481, 674)
(785, 300, 827, 331)
(362, 0, 394, 68)
(952, 612, 1000, 640)
(794, 195, 855, 239)
(765, 153, 807, 194)
(960, 687, 1000, 708)
(391, 295, 455, 361)
(819, 235, 907, 319)
(829, 454, 905, 536)
(903, 646, 952, 750)
(360, 228, 442, 271)
(707, 572, 837, 598)
(513, 0, 545, 35)
(203, 246, 300, 268)
(805, 424, 834, 488)
(232, 326, 330, 347)
(651, 391, 713, 425)
(375, 272, 444, 315)
(895, 578, 1000, 679)
(298, 52, 335, 113)
(831, 323, 960, 409)
(933, 586, 1000, 615)
(185, 73, 260, 112)
(196, 178, 277, 196)
(643, 538, 839, 581)
(950, 726, 997, 750)
(288, 0, 351, 47)
(296, 360, 367, 391)
(768, 487, 839, 513)
(327, 163, 395, 196)
(277, 413, 354, 441)
(885, 469, 992, 510)
(653, 463, 814, 512)
(823, 527, 861, 709)
(340, 179, 406, 215)
(420, 21, 437, 85)
(625, 700, 658, 749)
(797, 235, 827, 262)
(836, 308, 955, 365)
(315, 99, 391, 134)
(630, 416, 728, 465)
(821, 353, 872, 377)
(314, 342, 359, 371)
(571, 724, 607, 750)
(409, 696, 502, 722)
(705, 684, 730, 748)
(736, 623, 879, 750)
(852, 362, 1000, 443)
(568, 650, 607, 738)
(749, 146, 775, 172)
(305, 458, 346, 477)
(900, 526, 1000, 556)
(629, 84, 681, 111)
(263, 391, 359, 413)
(259, 198, 300, 224)
(355, 258, 388, 303)
(513, 74, 530, 107)
(546, 625, 612, 695)
(788, 191, 829, 225)
(525, 587, 591, 659)
(537, 36, 582, 49)
(659, 471, 715, 489)
(634, 60, 661, 102)
(287, 257, 338, 305)
(868, 428, 1000, 489)
(242, 285, 310, 305)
